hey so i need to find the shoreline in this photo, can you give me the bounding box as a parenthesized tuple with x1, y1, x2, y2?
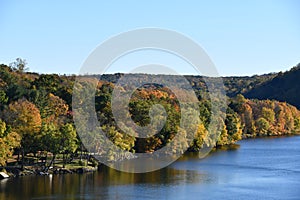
(0, 165, 98, 179)
(1, 134, 299, 180)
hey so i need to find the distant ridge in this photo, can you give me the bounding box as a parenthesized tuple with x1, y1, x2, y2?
(244, 64, 300, 109)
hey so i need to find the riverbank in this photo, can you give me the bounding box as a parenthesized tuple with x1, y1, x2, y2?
(1, 134, 299, 180)
(2, 136, 300, 200)
(0, 164, 98, 179)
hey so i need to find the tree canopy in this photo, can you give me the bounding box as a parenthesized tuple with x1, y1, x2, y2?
(1, 62, 300, 166)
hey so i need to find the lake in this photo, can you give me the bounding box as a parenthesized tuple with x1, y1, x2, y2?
(1, 136, 300, 200)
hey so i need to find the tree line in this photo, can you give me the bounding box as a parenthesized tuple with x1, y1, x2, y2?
(1, 60, 300, 167)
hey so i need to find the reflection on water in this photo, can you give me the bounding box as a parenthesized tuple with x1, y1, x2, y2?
(0, 165, 205, 200)
(1, 136, 300, 200)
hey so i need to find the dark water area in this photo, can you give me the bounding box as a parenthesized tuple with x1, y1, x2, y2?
(1, 136, 300, 200)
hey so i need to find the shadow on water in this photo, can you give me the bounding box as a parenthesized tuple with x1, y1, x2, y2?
(214, 144, 240, 151)
(176, 144, 240, 162)
(0, 164, 206, 200)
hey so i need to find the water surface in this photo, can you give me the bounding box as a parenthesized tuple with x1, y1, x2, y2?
(1, 136, 300, 200)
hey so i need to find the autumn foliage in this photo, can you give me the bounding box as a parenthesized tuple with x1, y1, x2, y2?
(1, 62, 300, 166)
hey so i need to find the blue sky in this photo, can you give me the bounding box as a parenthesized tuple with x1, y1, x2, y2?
(0, 0, 299, 76)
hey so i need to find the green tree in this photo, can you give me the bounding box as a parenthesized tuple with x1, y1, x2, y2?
(256, 117, 270, 136)
(40, 123, 78, 169)
(230, 94, 246, 113)
(40, 123, 61, 169)
(225, 109, 243, 142)
(102, 125, 135, 152)
(60, 123, 78, 168)
(167, 127, 189, 155)
(0, 90, 8, 106)
(261, 107, 275, 123)
(294, 116, 300, 132)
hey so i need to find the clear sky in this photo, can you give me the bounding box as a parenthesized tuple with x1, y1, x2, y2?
(0, 0, 299, 76)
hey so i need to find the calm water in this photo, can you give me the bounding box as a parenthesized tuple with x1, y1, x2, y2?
(1, 136, 300, 200)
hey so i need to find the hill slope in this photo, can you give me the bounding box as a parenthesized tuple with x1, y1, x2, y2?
(244, 64, 300, 109)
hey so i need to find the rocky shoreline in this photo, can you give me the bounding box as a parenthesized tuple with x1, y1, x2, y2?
(0, 165, 98, 179)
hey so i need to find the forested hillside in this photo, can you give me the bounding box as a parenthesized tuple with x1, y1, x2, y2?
(1, 61, 300, 167)
(244, 64, 300, 109)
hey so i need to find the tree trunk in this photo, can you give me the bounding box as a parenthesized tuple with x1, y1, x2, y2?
(44, 153, 48, 167)
(17, 149, 20, 162)
(21, 148, 25, 171)
(63, 152, 66, 168)
(45, 154, 56, 172)
(80, 143, 83, 161)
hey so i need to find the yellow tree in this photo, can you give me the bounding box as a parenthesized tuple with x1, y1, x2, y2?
(5, 99, 41, 135)
(0, 119, 21, 166)
(42, 93, 69, 125)
(3, 99, 41, 168)
(219, 124, 230, 146)
(191, 123, 209, 151)
(243, 103, 256, 136)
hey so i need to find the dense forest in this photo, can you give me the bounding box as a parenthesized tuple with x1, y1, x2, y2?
(1, 59, 300, 169)
(244, 63, 300, 109)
